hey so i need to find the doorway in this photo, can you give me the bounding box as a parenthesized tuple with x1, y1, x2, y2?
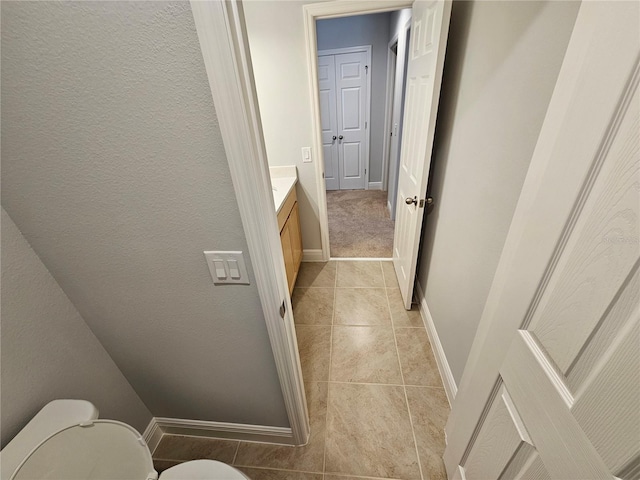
(306, 0, 451, 310)
(315, 10, 411, 258)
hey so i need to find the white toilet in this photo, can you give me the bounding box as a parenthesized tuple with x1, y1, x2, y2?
(0, 400, 249, 480)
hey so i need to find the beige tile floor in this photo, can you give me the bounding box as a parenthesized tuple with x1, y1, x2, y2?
(153, 261, 450, 480)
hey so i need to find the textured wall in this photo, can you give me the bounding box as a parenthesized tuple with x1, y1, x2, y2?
(1, 210, 153, 447)
(1, 1, 288, 426)
(316, 12, 391, 185)
(417, 1, 580, 383)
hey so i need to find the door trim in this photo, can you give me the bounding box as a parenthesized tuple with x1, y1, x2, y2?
(318, 45, 372, 192)
(190, 0, 309, 446)
(382, 37, 397, 192)
(387, 15, 412, 221)
(443, 1, 640, 474)
(304, 0, 413, 261)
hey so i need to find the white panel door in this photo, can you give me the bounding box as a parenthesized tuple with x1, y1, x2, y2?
(444, 2, 640, 478)
(393, 0, 451, 308)
(335, 51, 368, 190)
(318, 55, 339, 191)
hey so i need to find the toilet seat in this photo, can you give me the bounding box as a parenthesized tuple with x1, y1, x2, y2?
(159, 460, 248, 480)
(9, 417, 249, 480)
(11, 420, 157, 480)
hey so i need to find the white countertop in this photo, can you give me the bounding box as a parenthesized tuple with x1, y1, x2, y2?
(269, 166, 298, 214)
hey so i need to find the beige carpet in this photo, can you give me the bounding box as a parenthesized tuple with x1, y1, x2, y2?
(327, 189, 395, 258)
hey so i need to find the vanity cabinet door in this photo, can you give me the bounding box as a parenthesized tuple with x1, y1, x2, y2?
(280, 220, 295, 293)
(290, 203, 302, 275)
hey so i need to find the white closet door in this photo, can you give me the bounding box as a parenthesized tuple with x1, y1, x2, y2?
(318, 55, 339, 191)
(335, 51, 368, 190)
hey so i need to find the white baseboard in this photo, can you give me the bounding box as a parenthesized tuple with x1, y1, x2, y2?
(142, 418, 164, 453)
(368, 181, 382, 190)
(143, 417, 295, 451)
(302, 249, 324, 262)
(415, 280, 458, 406)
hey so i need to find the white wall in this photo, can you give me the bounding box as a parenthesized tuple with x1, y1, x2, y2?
(244, 1, 324, 250)
(1, 209, 153, 447)
(1, 1, 288, 427)
(417, 1, 580, 384)
(316, 13, 391, 186)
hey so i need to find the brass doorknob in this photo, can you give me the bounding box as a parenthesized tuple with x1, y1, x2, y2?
(405, 196, 418, 205)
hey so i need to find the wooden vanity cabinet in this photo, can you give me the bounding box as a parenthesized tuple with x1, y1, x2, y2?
(277, 187, 302, 293)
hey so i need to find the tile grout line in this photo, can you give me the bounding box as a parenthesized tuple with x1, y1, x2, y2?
(383, 263, 425, 480)
(320, 380, 445, 389)
(231, 440, 240, 465)
(236, 464, 403, 479)
(225, 464, 324, 475)
(322, 260, 338, 475)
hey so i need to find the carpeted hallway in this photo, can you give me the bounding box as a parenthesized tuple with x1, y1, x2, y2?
(327, 189, 395, 258)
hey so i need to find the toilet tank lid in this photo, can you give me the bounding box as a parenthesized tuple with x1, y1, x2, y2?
(0, 400, 99, 480)
(11, 420, 157, 480)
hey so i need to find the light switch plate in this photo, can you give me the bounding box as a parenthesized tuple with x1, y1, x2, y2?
(204, 251, 250, 285)
(301, 146, 312, 163)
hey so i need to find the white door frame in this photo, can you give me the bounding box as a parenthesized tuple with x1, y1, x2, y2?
(317, 45, 372, 192)
(443, 1, 640, 475)
(190, 0, 309, 446)
(381, 37, 397, 192)
(304, 0, 413, 262)
(386, 15, 412, 221)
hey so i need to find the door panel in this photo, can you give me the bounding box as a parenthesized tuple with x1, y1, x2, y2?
(318, 55, 339, 190)
(393, 0, 451, 308)
(528, 86, 639, 372)
(446, 3, 640, 477)
(512, 453, 551, 480)
(336, 52, 368, 190)
(463, 386, 535, 480)
(341, 87, 362, 129)
(342, 142, 362, 179)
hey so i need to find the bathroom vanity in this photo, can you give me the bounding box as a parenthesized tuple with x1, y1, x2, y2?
(270, 167, 302, 294)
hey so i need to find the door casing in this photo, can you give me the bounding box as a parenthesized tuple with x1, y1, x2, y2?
(304, 0, 414, 262)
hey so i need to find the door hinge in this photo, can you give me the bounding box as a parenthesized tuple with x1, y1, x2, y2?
(279, 300, 286, 319)
(365, 168, 367, 174)
(322, 172, 325, 179)
(365, 65, 369, 74)
(365, 121, 368, 129)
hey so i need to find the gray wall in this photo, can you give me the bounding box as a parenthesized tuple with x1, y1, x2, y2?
(417, 1, 580, 383)
(1, 210, 153, 447)
(316, 13, 391, 184)
(1, 1, 288, 427)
